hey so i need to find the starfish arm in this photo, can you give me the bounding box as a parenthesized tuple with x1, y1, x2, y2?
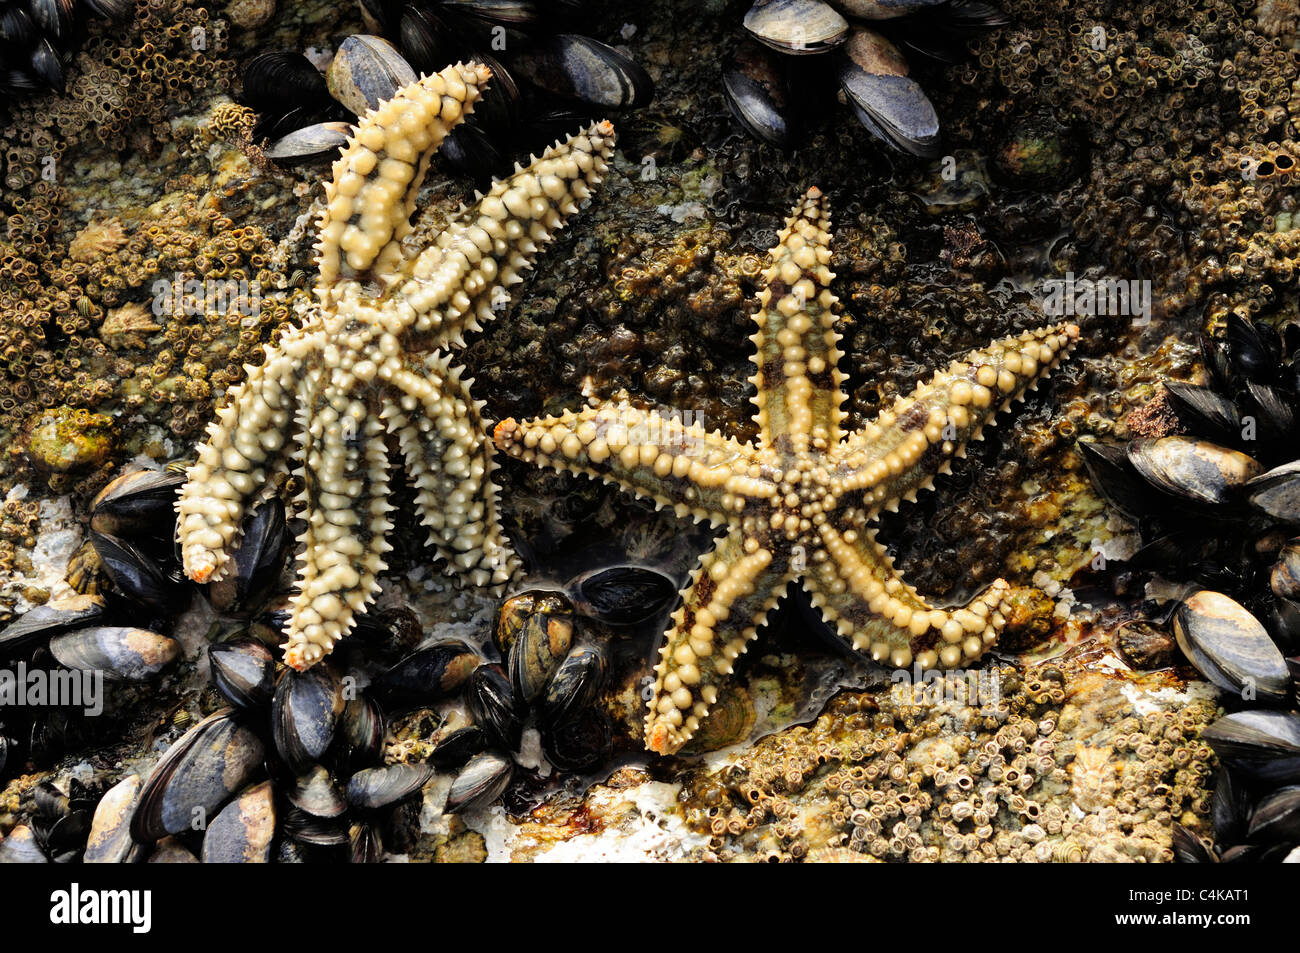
(314, 62, 492, 294)
(645, 524, 793, 755)
(830, 322, 1080, 510)
(751, 187, 850, 455)
(493, 400, 767, 526)
(386, 120, 616, 348)
(381, 353, 520, 590)
(175, 328, 307, 583)
(803, 521, 1011, 671)
(282, 378, 393, 671)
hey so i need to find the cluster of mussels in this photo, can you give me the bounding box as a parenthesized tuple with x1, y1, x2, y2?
(0, 465, 679, 861)
(242, 0, 650, 178)
(724, 0, 1006, 154)
(0, 0, 129, 98)
(1080, 314, 1300, 862)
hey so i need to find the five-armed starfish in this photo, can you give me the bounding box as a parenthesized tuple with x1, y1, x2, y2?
(494, 188, 1079, 754)
(176, 62, 615, 670)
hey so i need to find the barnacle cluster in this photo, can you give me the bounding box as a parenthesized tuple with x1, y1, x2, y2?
(680, 662, 1219, 862)
(0, 197, 292, 465)
(947, 0, 1300, 328)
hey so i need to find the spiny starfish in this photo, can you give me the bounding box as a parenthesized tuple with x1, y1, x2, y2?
(494, 188, 1079, 754)
(176, 62, 615, 670)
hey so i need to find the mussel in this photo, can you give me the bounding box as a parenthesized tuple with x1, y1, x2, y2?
(569, 565, 677, 625)
(1173, 591, 1291, 703)
(1247, 461, 1300, 523)
(1127, 437, 1261, 507)
(201, 781, 276, 863)
(345, 763, 435, 811)
(540, 645, 605, 729)
(445, 751, 513, 814)
(1203, 710, 1300, 783)
(372, 638, 480, 710)
(468, 663, 525, 751)
(1246, 785, 1300, 844)
(206, 499, 289, 614)
(84, 774, 142, 864)
(512, 34, 653, 110)
(49, 626, 180, 681)
(744, 0, 850, 53)
(208, 637, 277, 709)
(273, 664, 345, 773)
(327, 34, 417, 116)
(835, 27, 939, 157)
(0, 593, 105, 660)
(288, 764, 348, 819)
(132, 709, 265, 842)
(89, 469, 186, 539)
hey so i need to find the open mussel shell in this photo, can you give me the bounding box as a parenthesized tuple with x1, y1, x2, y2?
(1203, 710, 1300, 783)
(1127, 436, 1262, 507)
(273, 664, 345, 773)
(0, 824, 48, 863)
(540, 645, 605, 729)
(509, 607, 573, 704)
(289, 764, 347, 818)
(1247, 461, 1300, 522)
(89, 468, 185, 539)
(327, 34, 416, 116)
(1246, 784, 1300, 844)
(1173, 591, 1291, 703)
(346, 762, 435, 810)
(50, 626, 180, 680)
(1162, 381, 1242, 447)
(90, 530, 188, 615)
(201, 780, 276, 863)
(0, 593, 105, 660)
(132, 709, 265, 842)
(512, 33, 653, 110)
(446, 751, 513, 814)
(206, 499, 288, 614)
(333, 694, 387, 773)
(834, 27, 939, 157)
(542, 708, 610, 771)
(683, 684, 757, 753)
(84, 774, 142, 864)
(569, 565, 677, 625)
(209, 637, 276, 709)
(723, 41, 792, 147)
(744, 0, 848, 54)
(372, 638, 480, 710)
(266, 121, 353, 161)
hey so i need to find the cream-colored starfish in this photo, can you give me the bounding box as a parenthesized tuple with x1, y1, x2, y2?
(176, 62, 615, 670)
(494, 188, 1079, 754)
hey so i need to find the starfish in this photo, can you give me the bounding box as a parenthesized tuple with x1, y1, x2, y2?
(494, 188, 1080, 755)
(175, 62, 616, 670)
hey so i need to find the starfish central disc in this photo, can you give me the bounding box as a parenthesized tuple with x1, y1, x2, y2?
(494, 187, 1079, 755)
